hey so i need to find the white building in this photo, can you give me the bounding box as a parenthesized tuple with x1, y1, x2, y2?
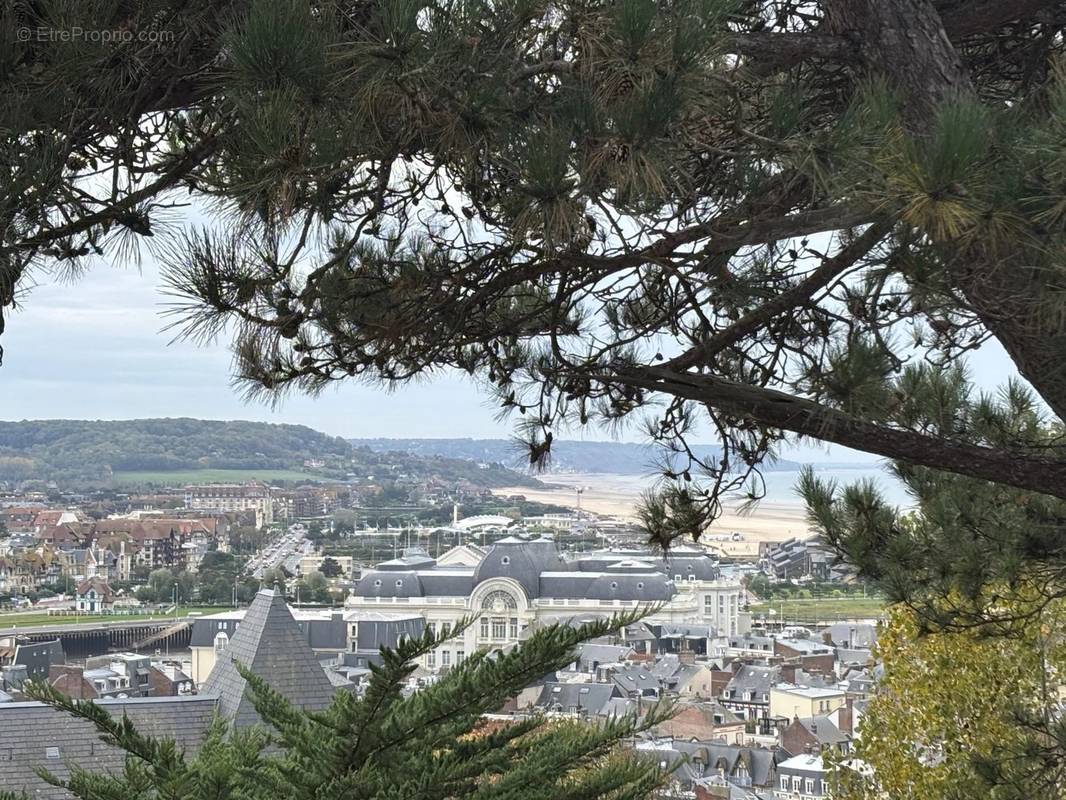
(346, 537, 744, 669)
(184, 482, 273, 527)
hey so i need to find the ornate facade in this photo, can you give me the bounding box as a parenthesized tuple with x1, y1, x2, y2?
(347, 536, 744, 669)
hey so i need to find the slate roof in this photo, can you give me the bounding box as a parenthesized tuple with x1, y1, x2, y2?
(535, 682, 620, 715)
(0, 696, 217, 800)
(795, 715, 849, 748)
(201, 587, 337, 729)
(474, 538, 569, 598)
(610, 664, 665, 696)
(724, 665, 777, 700)
(575, 643, 634, 671)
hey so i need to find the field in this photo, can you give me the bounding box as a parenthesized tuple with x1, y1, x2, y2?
(748, 596, 888, 622)
(111, 468, 318, 487)
(0, 606, 234, 629)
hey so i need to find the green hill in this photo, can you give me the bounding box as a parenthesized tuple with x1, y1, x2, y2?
(0, 419, 541, 489)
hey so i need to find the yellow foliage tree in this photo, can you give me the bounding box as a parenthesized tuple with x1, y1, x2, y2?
(831, 603, 1066, 800)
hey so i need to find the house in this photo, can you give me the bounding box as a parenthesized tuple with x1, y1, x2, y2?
(774, 753, 828, 798)
(533, 682, 622, 717)
(149, 663, 195, 696)
(721, 664, 777, 721)
(769, 685, 847, 720)
(653, 701, 747, 744)
(75, 577, 114, 613)
(779, 714, 851, 757)
(571, 642, 635, 674)
(610, 664, 665, 698)
(636, 739, 779, 794)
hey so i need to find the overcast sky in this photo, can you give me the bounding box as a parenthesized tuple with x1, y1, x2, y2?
(0, 255, 1014, 464)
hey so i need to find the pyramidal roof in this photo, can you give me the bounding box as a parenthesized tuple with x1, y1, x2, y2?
(201, 588, 336, 729)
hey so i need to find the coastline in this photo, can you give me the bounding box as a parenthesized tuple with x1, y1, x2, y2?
(495, 472, 812, 543)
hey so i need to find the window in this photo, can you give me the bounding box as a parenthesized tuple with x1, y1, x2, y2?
(492, 618, 507, 639)
(214, 632, 229, 654)
(509, 617, 519, 638)
(805, 778, 815, 795)
(456, 650, 465, 664)
(428, 622, 437, 637)
(637, 582, 644, 590)
(441, 650, 451, 666)
(482, 590, 517, 611)
(427, 651, 436, 667)
(780, 777, 788, 790)
(610, 581, 618, 590)
(792, 777, 801, 792)
(501, 556, 510, 565)
(480, 618, 490, 638)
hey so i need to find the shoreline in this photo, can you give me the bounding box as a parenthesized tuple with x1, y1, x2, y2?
(496, 472, 812, 543)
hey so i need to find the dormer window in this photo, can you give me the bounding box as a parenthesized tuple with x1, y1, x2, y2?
(501, 556, 510, 565)
(395, 579, 403, 587)
(374, 579, 382, 587)
(610, 581, 618, 590)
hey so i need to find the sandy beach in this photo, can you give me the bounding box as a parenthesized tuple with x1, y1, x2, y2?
(496, 472, 812, 543)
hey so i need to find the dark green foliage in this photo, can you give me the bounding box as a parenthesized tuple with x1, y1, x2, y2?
(800, 368, 1066, 632)
(0, 419, 542, 488)
(5, 1, 1066, 534)
(6, 611, 670, 800)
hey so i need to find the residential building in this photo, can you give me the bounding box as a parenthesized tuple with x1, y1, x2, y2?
(75, 577, 114, 613)
(769, 685, 847, 720)
(721, 664, 777, 722)
(774, 753, 828, 799)
(297, 554, 355, 578)
(184, 482, 273, 527)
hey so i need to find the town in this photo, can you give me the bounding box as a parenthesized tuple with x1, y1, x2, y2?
(1, 475, 877, 799)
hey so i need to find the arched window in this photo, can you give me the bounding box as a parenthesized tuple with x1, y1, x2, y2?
(481, 590, 517, 612)
(481, 590, 518, 640)
(214, 631, 229, 654)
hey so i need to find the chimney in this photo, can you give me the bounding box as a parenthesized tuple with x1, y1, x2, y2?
(839, 697, 854, 735)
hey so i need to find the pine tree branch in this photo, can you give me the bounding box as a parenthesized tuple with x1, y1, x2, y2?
(617, 366, 1066, 500)
(665, 219, 892, 371)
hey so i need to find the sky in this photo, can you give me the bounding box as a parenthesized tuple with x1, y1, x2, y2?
(0, 254, 1016, 464)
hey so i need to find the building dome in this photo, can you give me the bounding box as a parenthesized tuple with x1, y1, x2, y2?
(473, 537, 569, 598)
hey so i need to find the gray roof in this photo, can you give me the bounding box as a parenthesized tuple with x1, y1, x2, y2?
(585, 573, 674, 601)
(725, 665, 778, 698)
(535, 682, 620, 715)
(190, 614, 244, 647)
(354, 569, 425, 597)
(611, 665, 665, 696)
(417, 571, 475, 596)
(474, 538, 569, 598)
(825, 623, 878, 649)
(795, 716, 849, 748)
(0, 696, 217, 799)
(670, 740, 779, 787)
(201, 588, 337, 729)
(575, 643, 634, 671)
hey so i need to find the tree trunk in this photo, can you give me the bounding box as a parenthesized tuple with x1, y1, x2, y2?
(827, 0, 1066, 424)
